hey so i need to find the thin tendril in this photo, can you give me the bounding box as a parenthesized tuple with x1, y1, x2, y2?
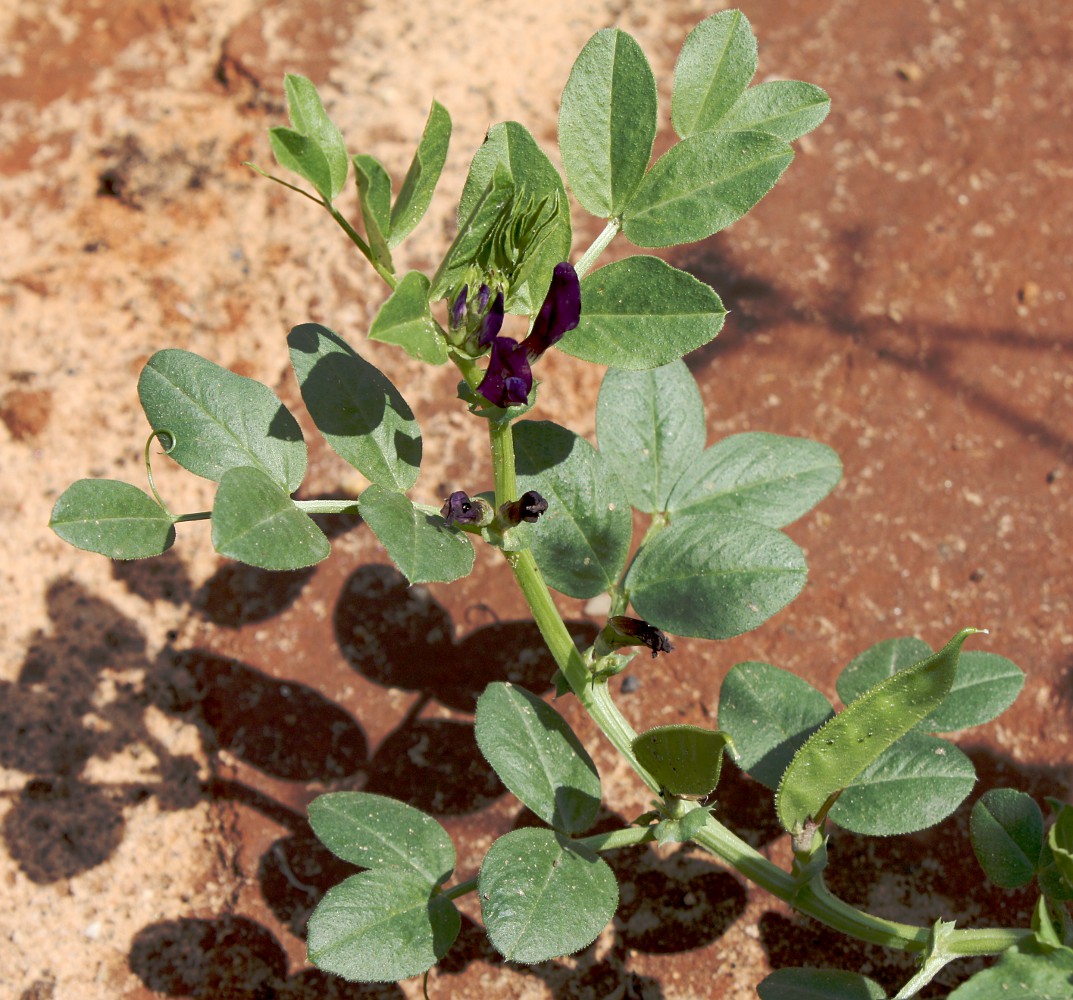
(144, 429, 175, 518)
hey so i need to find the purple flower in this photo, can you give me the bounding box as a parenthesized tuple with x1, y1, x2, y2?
(521, 261, 581, 358)
(476, 336, 532, 408)
(476, 262, 580, 408)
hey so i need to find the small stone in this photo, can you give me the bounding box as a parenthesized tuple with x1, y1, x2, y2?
(1017, 280, 1041, 306)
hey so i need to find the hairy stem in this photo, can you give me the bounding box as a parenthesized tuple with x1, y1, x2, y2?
(574, 217, 621, 279)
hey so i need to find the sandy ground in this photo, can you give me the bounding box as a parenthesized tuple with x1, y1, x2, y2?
(2, 1, 1072, 998)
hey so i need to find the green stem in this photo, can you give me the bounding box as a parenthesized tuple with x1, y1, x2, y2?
(326, 204, 397, 290)
(574, 217, 621, 279)
(293, 499, 360, 515)
(171, 511, 212, 523)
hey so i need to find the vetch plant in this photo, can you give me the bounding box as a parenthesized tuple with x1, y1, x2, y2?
(49, 11, 1073, 998)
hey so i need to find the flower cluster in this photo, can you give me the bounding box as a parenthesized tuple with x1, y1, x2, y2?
(450, 261, 581, 409)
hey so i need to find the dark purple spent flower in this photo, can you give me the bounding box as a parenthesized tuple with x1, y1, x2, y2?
(450, 285, 468, 330)
(606, 616, 674, 658)
(500, 490, 549, 525)
(522, 261, 581, 359)
(478, 290, 505, 347)
(476, 335, 532, 408)
(440, 490, 483, 526)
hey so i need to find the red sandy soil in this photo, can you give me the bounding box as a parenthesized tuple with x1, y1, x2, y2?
(2, 1, 1071, 998)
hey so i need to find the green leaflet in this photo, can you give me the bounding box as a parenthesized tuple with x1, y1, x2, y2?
(970, 789, 1044, 889)
(718, 80, 832, 142)
(514, 420, 632, 599)
(353, 153, 394, 274)
(308, 792, 455, 885)
(49, 480, 176, 560)
(758, 967, 887, 1000)
(287, 323, 422, 491)
(389, 100, 451, 248)
(269, 74, 349, 201)
(562, 256, 726, 369)
(358, 485, 474, 585)
(211, 466, 328, 570)
(671, 10, 758, 138)
(475, 682, 601, 834)
(622, 129, 793, 248)
(776, 629, 982, 834)
(631, 725, 732, 798)
(596, 361, 706, 513)
(558, 27, 657, 217)
(368, 271, 449, 365)
(307, 869, 460, 982)
(138, 349, 307, 493)
(479, 828, 617, 964)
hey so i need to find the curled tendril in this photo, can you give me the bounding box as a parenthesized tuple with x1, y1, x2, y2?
(144, 429, 176, 517)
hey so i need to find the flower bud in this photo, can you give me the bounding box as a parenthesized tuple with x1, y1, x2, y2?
(499, 490, 548, 525)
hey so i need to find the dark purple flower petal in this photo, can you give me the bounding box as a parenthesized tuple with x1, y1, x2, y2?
(477, 290, 505, 347)
(522, 261, 581, 359)
(440, 490, 483, 526)
(476, 284, 491, 314)
(500, 490, 549, 525)
(477, 336, 533, 408)
(450, 285, 468, 331)
(604, 616, 674, 658)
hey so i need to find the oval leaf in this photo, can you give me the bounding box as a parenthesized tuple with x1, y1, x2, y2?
(596, 361, 706, 513)
(390, 100, 452, 248)
(970, 788, 1044, 889)
(561, 256, 726, 369)
(288, 323, 421, 491)
(479, 828, 617, 964)
(667, 431, 842, 527)
(307, 869, 460, 982)
(308, 792, 456, 885)
(776, 629, 981, 834)
(369, 271, 448, 365)
(622, 130, 793, 249)
(671, 10, 758, 139)
(358, 484, 474, 585)
(828, 731, 976, 836)
(50, 479, 176, 559)
(211, 466, 328, 570)
(475, 682, 601, 834)
(631, 724, 732, 798)
(759, 967, 887, 1000)
(626, 514, 807, 639)
(558, 28, 657, 217)
(718, 662, 833, 790)
(514, 420, 632, 599)
(719, 80, 832, 142)
(138, 349, 307, 492)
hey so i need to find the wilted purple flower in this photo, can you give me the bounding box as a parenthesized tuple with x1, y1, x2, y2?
(499, 490, 549, 525)
(521, 261, 581, 358)
(476, 262, 580, 409)
(603, 616, 674, 659)
(440, 490, 483, 526)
